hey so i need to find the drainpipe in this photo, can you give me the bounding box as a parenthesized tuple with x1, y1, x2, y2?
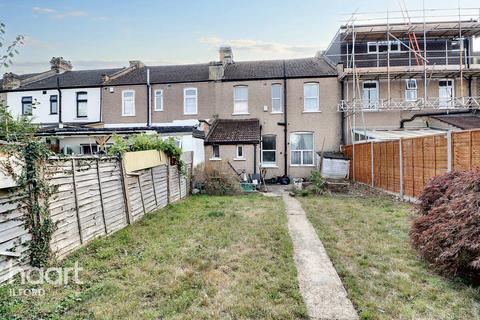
(56, 76, 63, 128)
(340, 80, 345, 145)
(146, 68, 151, 127)
(253, 143, 257, 175)
(283, 60, 288, 176)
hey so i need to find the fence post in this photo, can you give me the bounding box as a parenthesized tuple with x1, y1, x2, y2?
(399, 138, 404, 199)
(370, 141, 374, 187)
(150, 168, 158, 207)
(166, 163, 170, 204)
(178, 167, 182, 199)
(118, 155, 133, 224)
(71, 158, 84, 244)
(138, 174, 146, 214)
(447, 130, 453, 172)
(95, 158, 108, 235)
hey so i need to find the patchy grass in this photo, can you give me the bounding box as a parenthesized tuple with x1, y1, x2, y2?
(299, 194, 480, 320)
(1, 195, 307, 319)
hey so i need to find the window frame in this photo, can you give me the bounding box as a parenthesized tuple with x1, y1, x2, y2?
(183, 87, 198, 115)
(290, 132, 314, 167)
(271, 83, 283, 113)
(211, 145, 220, 160)
(122, 90, 136, 117)
(21, 96, 33, 115)
(76, 91, 88, 118)
(367, 40, 401, 54)
(261, 135, 277, 167)
(362, 80, 379, 110)
(303, 82, 320, 112)
(49, 95, 58, 114)
(236, 145, 244, 159)
(405, 79, 418, 101)
(233, 85, 249, 115)
(154, 89, 163, 111)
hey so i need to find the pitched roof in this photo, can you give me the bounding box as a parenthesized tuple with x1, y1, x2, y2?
(430, 113, 480, 130)
(205, 119, 260, 144)
(107, 63, 211, 85)
(2, 56, 337, 91)
(4, 68, 123, 91)
(223, 57, 336, 80)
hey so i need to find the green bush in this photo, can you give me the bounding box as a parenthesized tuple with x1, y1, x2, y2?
(309, 170, 326, 194)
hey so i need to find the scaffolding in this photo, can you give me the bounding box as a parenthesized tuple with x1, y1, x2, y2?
(324, 6, 480, 113)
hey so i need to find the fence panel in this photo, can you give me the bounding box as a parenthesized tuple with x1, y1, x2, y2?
(0, 154, 192, 283)
(343, 128, 480, 199)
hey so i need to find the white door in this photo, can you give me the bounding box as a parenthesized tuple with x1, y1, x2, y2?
(439, 79, 454, 108)
(362, 81, 379, 110)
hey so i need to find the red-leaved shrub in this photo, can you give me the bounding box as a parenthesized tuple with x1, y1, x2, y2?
(410, 170, 480, 281)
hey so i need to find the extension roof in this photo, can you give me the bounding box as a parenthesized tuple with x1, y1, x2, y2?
(204, 119, 260, 145)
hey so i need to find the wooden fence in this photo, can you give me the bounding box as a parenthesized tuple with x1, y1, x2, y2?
(342, 128, 480, 199)
(0, 154, 192, 283)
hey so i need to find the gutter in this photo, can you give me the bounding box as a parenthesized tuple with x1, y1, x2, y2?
(400, 110, 472, 128)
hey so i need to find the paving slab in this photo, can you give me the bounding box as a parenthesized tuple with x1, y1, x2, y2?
(282, 191, 358, 320)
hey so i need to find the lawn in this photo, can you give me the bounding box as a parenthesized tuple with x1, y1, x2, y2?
(299, 193, 480, 320)
(1, 195, 307, 320)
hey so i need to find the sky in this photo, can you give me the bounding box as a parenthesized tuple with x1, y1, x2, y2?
(1, 0, 479, 74)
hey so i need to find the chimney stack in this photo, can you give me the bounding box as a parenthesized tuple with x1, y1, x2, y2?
(219, 46, 233, 65)
(129, 60, 145, 69)
(2, 73, 21, 90)
(50, 57, 73, 73)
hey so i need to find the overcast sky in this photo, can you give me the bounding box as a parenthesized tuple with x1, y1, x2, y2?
(1, 0, 479, 74)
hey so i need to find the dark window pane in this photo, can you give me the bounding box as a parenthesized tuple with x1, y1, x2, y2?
(262, 136, 276, 150)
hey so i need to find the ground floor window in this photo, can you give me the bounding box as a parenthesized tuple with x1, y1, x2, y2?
(290, 132, 314, 166)
(236, 145, 244, 158)
(81, 144, 98, 155)
(212, 145, 220, 159)
(262, 135, 276, 166)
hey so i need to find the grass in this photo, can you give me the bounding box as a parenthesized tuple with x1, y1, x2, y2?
(1, 195, 307, 320)
(299, 194, 480, 320)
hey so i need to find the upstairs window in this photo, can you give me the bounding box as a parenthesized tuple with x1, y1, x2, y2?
(122, 90, 135, 116)
(304, 83, 319, 112)
(154, 89, 163, 111)
(76, 92, 88, 118)
(271, 84, 283, 113)
(184, 88, 198, 115)
(405, 79, 418, 101)
(367, 40, 401, 53)
(21, 96, 33, 115)
(50, 95, 58, 114)
(233, 86, 248, 114)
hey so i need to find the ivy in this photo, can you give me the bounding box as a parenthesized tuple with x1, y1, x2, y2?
(108, 133, 187, 175)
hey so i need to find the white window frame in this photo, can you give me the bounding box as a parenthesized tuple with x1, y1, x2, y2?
(233, 85, 249, 114)
(183, 88, 198, 115)
(154, 89, 163, 111)
(290, 132, 314, 167)
(367, 40, 401, 54)
(235, 145, 245, 160)
(261, 135, 277, 167)
(122, 90, 135, 116)
(405, 79, 418, 101)
(271, 84, 283, 113)
(362, 80, 379, 110)
(303, 83, 320, 112)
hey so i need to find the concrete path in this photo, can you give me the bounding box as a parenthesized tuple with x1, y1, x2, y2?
(281, 191, 358, 320)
